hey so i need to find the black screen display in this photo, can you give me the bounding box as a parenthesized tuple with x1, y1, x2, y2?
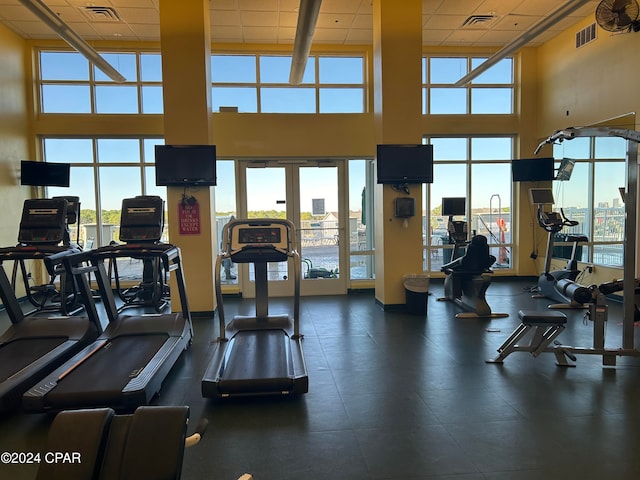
(376, 144, 434, 184)
(441, 197, 466, 216)
(511, 157, 555, 182)
(238, 228, 281, 244)
(20, 161, 70, 187)
(155, 145, 217, 186)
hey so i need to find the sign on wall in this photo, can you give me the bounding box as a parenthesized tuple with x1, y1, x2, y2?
(178, 201, 201, 235)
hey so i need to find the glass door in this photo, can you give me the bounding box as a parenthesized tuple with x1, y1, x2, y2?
(239, 159, 346, 297)
(297, 164, 345, 295)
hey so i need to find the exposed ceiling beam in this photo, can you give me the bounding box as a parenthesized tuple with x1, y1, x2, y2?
(453, 0, 592, 87)
(19, 0, 126, 83)
(289, 0, 322, 85)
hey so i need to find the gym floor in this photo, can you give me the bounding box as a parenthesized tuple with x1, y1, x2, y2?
(2, 277, 640, 479)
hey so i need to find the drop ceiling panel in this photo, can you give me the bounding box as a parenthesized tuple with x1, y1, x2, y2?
(0, 0, 600, 49)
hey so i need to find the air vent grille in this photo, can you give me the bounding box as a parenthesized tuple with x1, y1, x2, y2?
(79, 6, 121, 22)
(462, 15, 498, 27)
(576, 23, 597, 48)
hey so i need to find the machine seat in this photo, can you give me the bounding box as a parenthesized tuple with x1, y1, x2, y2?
(518, 310, 567, 326)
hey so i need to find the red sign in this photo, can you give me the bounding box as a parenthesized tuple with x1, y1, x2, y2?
(178, 202, 201, 235)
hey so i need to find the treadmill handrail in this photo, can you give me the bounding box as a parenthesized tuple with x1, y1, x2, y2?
(59, 242, 191, 327)
(216, 218, 300, 340)
(0, 244, 79, 264)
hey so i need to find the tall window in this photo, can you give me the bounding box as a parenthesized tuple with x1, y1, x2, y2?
(348, 159, 375, 280)
(44, 137, 165, 249)
(215, 160, 238, 286)
(552, 136, 626, 267)
(211, 54, 366, 113)
(422, 56, 514, 115)
(424, 136, 513, 272)
(38, 51, 163, 114)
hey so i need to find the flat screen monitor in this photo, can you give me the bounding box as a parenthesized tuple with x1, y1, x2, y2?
(155, 145, 217, 187)
(441, 197, 466, 216)
(555, 158, 575, 181)
(511, 157, 554, 182)
(529, 188, 555, 205)
(20, 160, 70, 187)
(376, 144, 434, 184)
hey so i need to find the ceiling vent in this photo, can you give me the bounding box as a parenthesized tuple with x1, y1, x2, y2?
(78, 6, 121, 22)
(462, 14, 498, 27)
(576, 23, 597, 48)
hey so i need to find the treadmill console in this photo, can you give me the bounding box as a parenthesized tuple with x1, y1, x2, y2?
(238, 227, 282, 245)
(18, 198, 68, 245)
(119, 196, 165, 243)
(228, 222, 290, 263)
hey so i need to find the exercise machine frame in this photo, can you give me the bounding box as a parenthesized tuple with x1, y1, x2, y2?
(531, 195, 589, 308)
(488, 126, 640, 366)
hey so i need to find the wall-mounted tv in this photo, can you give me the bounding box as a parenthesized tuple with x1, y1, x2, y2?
(511, 157, 554, 182)
(441, 197, 466, 216)
(376, 144, 434, 184)
(20, 160, 70, 187)
(155, 144, 217, 187)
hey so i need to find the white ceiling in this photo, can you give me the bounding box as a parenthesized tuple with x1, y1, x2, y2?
(0, 0, 600, 47)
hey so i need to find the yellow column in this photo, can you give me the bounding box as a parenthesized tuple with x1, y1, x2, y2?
(373, 0, 424, 307)
(159, 0, 216, 313)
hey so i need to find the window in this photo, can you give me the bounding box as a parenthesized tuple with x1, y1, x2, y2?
(424, 136, 513, 272)
(211, 54, 366, 113)
(44, 137, 166, 250)
(422, 56, 514, 115)
(349, 159, 375, 280)
(215, 160, 238, 286)
(552, 136, 626, 267)
(38, 51, 163, 114)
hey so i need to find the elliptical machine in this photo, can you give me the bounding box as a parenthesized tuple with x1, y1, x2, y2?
(530, 188, 588, 308)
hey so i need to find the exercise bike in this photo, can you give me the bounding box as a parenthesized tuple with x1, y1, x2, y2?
(531, 189, 588, 308)
(438, 218, 508, 319)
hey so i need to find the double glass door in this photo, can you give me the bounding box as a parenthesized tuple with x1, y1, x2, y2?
(238, 160, 346, 297)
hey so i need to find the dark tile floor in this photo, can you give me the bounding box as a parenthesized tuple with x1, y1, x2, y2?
(3, 278, 640, 479)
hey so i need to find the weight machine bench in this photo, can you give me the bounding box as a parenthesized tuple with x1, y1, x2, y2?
(487, 310, 568, 364)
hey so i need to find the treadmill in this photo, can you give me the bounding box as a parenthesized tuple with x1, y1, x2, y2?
(111, 196, 170, 313)
(0, 199, 99, 413)
(12, 197, 83, 315)
(22, 197, 193, 412)
(201, 218, 308, 397)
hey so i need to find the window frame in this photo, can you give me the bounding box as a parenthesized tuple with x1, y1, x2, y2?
(211, 52, 367, 114)
(423, 135, 515, 273)
(422, 55, 515, 115)
(37, 49, 163, 115)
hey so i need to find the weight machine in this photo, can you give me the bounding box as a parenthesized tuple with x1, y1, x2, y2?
(488, 126, 640, 366)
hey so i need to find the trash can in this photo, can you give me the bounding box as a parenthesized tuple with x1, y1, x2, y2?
(403, 274, 430, 315)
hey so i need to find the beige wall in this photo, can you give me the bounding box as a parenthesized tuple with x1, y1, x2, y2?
(537, 17, 638, 285)
(538, 18, 639, 132)
(6, 13, 637, 307)
(0, 23, 30, 300)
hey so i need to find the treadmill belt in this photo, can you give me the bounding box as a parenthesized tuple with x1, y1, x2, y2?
(46, 334, 169, 408)
(219, 330, 292, 394)
(0, 338, 66, 382)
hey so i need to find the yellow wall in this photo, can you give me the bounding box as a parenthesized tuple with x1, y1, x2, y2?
(0, 23, 30, 300)
(537, 17, 639, 285)
(8, 13, 638, 308)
